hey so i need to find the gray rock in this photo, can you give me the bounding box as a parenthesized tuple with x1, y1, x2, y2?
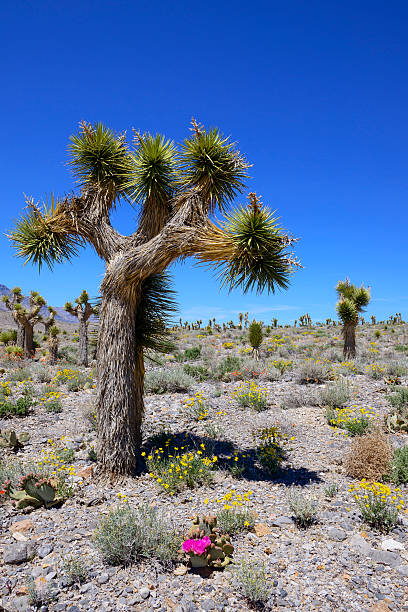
(140, 586, 150, 599)
(327, 527, 347, 542)
(38, 543, 54, 558)
(11, 597, 30, 612)
(369, 550, 402, 568)
(98, 572, 109, 584)
(396, 565, 408, 576)
(201, 600, 216, 611)
(3, 542, 27, 564)
(271, 516, 293, 527)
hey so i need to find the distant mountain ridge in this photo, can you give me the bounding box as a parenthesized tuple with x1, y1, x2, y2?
(0, 284, 77, 323)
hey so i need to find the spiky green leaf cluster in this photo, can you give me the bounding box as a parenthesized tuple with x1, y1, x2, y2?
(180, 127, 249, 210)
(248, 321, 263, 349)
(135, 273, 178, 354)
(76, 290, 89, 305)
(68, 123, 134, 197)
(220, 204, 291, 294)
(9, 209, 81, 271)
(336, 278, 370, 324)
(127, 134, 178, 205)
(336, 298, 357, 324)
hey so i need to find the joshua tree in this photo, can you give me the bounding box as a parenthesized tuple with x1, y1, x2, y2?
(43, 306, 56, 334)
(336, 278, 370, 359)
(238, 312, 243, 329)
(47, 325, 60, 364)
(2, 289, 46, 357)
(64, 290, 97, 367)
(248, 320, 263, 360)
(8, 120, 299, 476)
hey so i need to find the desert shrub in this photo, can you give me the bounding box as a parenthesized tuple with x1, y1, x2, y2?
(386, 446, 408, 485)
(387, 387, 408, 411)
(345, 430, 392, 481)
(279, 388, 319, 409)
(233, 559, 272, 606)
(232, 381, 268, 411)
(348, 480, 404, 533)
(287, 487, 318, 527)
(385, 360, 408, 377)
(58, 345, 78, 364)
(93, 504, 180, 566)
(318, 377, 353, 409)
(254, 426, 290, 474)
(31, 364, 53, 383)
(297, 359, 331, 384)
(6, 367, 31, 382)
(27, 578, 55, 607)
(365, 363, 385, 379)
(213, 355, 242, 380)
(4, 346, 24, 358)
(146, 439, 216, 493)
(183, 363, 210, 381)
(175, 346, 201, 362)
(0, 330, 17, 345)
(323, 483, 338, 498)
(326, 405, 376, 436)
(182, 391, 209, 420)
(144, 367, 195, 394)
(61, 553, 90, 585)
(0, 396, 33, 417)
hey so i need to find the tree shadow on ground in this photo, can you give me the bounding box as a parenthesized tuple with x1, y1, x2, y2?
(139, 429, 322, 486)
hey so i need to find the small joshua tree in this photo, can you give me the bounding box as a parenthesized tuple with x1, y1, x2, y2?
(43, 306, 56, 334)
(248, 320, 263, 360)
(47, 325, 60, 365)
(2, 289, 46, 358)
(64, 290, 96, 367)
(336, 278, 370, 359)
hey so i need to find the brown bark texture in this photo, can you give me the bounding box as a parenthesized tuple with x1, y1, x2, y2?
(342, 322, 357, 359)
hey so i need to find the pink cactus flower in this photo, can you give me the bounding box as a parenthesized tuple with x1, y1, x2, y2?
(182, 536, 211, 556)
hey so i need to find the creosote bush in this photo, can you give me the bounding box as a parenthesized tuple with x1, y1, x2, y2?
(386, 446, 408, 485)
(345, 429, 392, 481)
(93, 504, 180, 566)
(318, 377, 354, 409)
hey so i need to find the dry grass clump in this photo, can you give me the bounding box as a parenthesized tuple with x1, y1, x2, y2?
(345, 428, 392, 481)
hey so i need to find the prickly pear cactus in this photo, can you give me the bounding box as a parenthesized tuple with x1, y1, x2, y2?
(385, 411, 408, 432)
(0, 430, 30, 450)
(185, 514, 234, 569)
(10, 473, 59, 509)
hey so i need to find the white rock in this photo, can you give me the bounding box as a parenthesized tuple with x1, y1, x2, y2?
(380, 538, 405, 552)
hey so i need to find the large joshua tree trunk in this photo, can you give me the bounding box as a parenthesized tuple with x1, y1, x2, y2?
(96, 291, 145, 476)
(23, 323, 34, 359)
(342, 322, 356, 359)
(78, 316, 89, 367)
(16, 324, 25, 349)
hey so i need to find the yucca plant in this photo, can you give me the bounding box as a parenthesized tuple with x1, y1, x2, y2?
(336, 278, 370, 359)
(47, 325, 60, 365)
(2, 288, 46, 358)
(8, 119, 300, 476)
(65, 290, 97, 367)
(248, 320, 263, 360)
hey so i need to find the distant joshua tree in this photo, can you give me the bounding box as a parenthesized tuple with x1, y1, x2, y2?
(48, 325, 60, 364)
(2, 288, 46, 357)
(64, 290, 97, 367)
(8, 120, 299, 476)
(336, 278, 370, 359)
(248, 320, 263, 360)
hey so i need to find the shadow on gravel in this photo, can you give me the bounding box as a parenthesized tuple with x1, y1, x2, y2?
(139, 430, 322, 486)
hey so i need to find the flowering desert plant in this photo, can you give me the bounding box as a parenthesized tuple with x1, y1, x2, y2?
(327, 405, 377, 436)
(183, 514, 234, 568)
(348, 480, 404, 532)
(182, 391, 209, 421)
(254, 426, 293, 474)
(232, 380, 268, 411)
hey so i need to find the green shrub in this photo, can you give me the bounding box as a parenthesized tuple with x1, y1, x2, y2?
(6, 367, 31, 382)
(144, 367, 195, 394)
(254, 426, 290, 474)
(287, 487, 318, 527)
(297, 359, 331, 384)
(183, 363, 210, 381)
(233, 559, 272, 606)
(386, 446, 408, 484)
(0, 396, 33, 417)
(93, 505, 180, 566)
(213, 355, 242, 380)
(175, 346, 201, 362)
(61, 553, 90, 585)
(217, 507, 256, 535)
(232, 381, 268, 411)
(387, 387, 408, 411)
(319, 377, 353, 409)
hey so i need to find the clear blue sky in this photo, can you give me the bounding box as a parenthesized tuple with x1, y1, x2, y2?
(1, 0, 407, 324)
